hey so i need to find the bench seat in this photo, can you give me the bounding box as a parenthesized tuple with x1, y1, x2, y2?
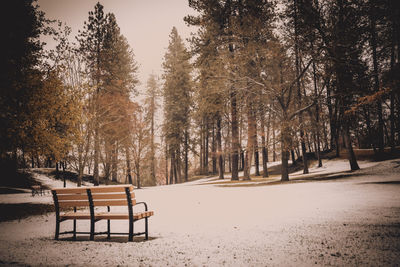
(60, 211, 154, 220)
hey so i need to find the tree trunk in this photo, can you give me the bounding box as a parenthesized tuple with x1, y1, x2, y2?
(260, 106, 268, 177)
(293, 0, 308, 174)
(281, 141, 289, 181)
(136, 162, 141, 189)
(281, 119, 290, 181)
(200, 122, 204, 175)
(231, 88, 239, 181)
(216, 115, 224, 179)
(272, 124, 276, 162)
(244, 101, 255, 180)
(165, 143, 169, 185)
(344, 124, 360, 170)
(150, 100, 156, 184)
(205, 122, 209, 175)
(212, 124, 217, 174)
(173, 151, 178, 184)
(370, 10, 384, 153)
(312, 55, 322, 167)
(31, 154, 35, 168)
(169, 151, 174, 184)
(291, 149, 296, 166)
(93, 121, 100, 186)
(253, 113, 260, 176)
(126, 146, 132, 185)
(184, 129, 189, 182)
(111, 141, 118, 182)
(390, 23, 396, 151)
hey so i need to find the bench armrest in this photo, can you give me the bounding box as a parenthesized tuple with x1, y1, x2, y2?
(135, 201, 148, 211)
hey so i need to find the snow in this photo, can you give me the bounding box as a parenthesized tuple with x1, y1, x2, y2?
(0, 170, 92, 204)
(0, 159, 399, 266)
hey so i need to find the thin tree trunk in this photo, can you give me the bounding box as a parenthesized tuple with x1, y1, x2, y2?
(344, 124, 360, 170)
(136, 162, 141, 189)
(260, 106, 268, 177)
(126, 146, 132, 185)
(390, 23, 396, 151)
(111, 141, 118, 182)
(93, 121, 100, 186)
(370, 10, 384, 153)
(294, 0, 308, 174)
(165, 143, 169, 185)
(184, 129, 189, 182)
(272, 125, 276, 162)
(216, 115, 224, 179)
(281, 127, 290, 181)
(253, 112, 260, 177)
(200, 121, 204, 175)
(169, 151, 174, 185)
(291, 149, 296, 166)
(231, 87, 239, 180)
(31, 154, 34, 168)
(212, 124, 217, 174)
(312, 55, 322, 167)
(205, 125, 209, 175)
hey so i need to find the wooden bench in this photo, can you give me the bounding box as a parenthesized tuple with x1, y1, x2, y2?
(31, 185, 44, 196)
(51, 185, 154, 241)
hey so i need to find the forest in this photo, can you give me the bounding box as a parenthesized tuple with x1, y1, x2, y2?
(1, 0, 399, 187)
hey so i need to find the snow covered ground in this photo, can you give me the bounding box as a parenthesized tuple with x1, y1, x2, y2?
(0, 159, 399, 266)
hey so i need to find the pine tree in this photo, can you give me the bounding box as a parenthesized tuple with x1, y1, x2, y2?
(0, 0, 47, 157)
(162, 27, 192, 184)
(78, 4, 138, 184)
(145, 73, 160, 186)
(77, 2, 107, 185)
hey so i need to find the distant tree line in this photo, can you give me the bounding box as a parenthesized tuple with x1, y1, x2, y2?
(162, 0, 400, 182)
(1, 0, 399, 186)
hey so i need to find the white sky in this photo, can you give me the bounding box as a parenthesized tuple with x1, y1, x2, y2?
(38, 0, 198, 97)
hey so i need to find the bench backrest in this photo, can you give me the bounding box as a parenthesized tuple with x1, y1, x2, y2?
(52, 185, 136, 209)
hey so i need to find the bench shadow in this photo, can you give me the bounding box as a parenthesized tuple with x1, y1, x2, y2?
(56, 235, 157, 243)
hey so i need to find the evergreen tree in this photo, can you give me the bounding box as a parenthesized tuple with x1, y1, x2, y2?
(78, 3, 138, 184)
(145, 74, 160, 186)
(0, 0, 47, 157)
(77, 2, 107, 185)
(162, 27, 192, 184)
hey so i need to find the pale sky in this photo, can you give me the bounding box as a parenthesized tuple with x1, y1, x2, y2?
(38, 0, 197, 96)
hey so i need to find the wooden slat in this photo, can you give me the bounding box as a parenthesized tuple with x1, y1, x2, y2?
(91, 193, 135, 200)
(56, 192, 134, 201)
(58, 200, 89, 208)
(60, 212, 91, 220)
(92, 213, 146, 220)
(144, 211, 154, 217)
(60, 211, 153, 220)
(95, 213, 129, 220)
(90, 185, 133, 193)
(52, 184, 133, 194)
(53, 188, 87, 194)
(92, 200, 128, 206)
(57, 194, 88, 201)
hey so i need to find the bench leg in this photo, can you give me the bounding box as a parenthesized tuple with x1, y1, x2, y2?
(73, 219, 76, 240)
(55, 220, 60, 240)
(129, 220, 134, 242)
(107, 219, 110, 239)
(145, 217, 148, 240)
(90, 220, 95, 241)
